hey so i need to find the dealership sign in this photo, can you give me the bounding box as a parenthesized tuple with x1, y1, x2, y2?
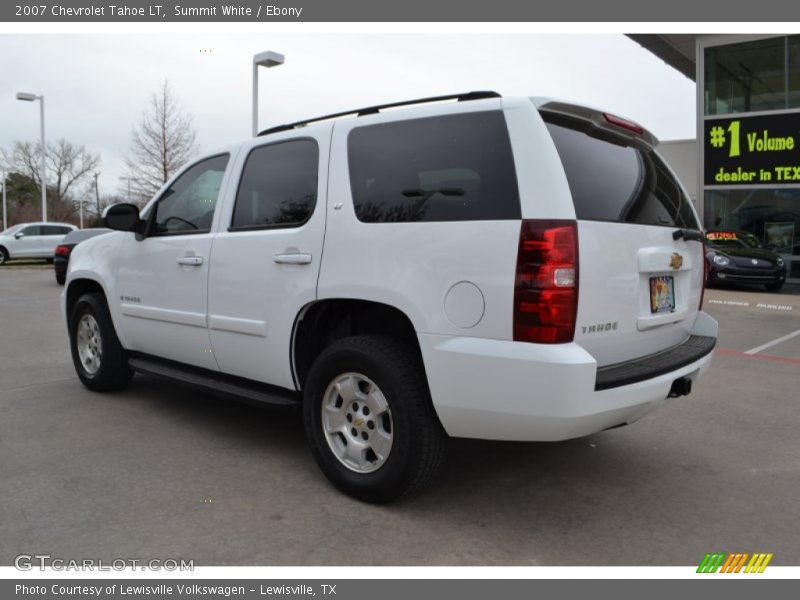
(704, 112, 800, 186)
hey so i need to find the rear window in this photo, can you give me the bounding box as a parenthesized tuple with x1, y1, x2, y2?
(231, 139, 319, 230)
(64, 229, 110, 244)
(348, 111, 521, 223)
(544, 118, 699, 229)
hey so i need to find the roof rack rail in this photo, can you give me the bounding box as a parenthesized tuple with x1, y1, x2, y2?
(258, 90, 501, 136)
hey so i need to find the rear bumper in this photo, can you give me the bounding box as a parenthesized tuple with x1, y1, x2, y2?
(419, 312, 718, 442)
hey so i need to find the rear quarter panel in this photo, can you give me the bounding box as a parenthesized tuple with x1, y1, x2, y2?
(318, 99, 530, 340)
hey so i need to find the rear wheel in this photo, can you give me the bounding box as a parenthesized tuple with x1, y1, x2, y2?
(69, 293, 133, 391)
(55, 271, 66, 285)
(303, 335, 447, 503)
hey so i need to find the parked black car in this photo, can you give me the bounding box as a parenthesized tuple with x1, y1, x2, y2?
(54, 228, 111, 285)
(705, 230, 786, 292)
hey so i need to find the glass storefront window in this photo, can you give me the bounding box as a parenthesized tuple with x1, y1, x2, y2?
(788, 35, 800, 109)
(705, 188, 800, 278)
(705, 37, 788, 115)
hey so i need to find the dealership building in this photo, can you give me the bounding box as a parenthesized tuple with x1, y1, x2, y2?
(632, 34, 800, 282)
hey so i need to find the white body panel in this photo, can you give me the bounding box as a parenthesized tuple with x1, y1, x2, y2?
(420, 312, 717, 441)
(574, 221, 705, 366)
(112, 232, 219, 370)
(320, 98, 521, 340)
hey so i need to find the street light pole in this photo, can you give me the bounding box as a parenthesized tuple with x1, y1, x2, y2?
(94, 172, 101, 214)
(252, 50, 285, 136)
(119, 176, 136, 202)
(16, 92, 47, 222)
(1, 169, 7, 231)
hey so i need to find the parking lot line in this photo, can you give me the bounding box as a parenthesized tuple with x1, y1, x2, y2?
(743, 329, 800, 355)
(716, 348, 800, 366)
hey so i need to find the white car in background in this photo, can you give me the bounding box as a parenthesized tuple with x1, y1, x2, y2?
(0, 222, 77, 265)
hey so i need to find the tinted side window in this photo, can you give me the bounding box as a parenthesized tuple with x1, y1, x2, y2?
(152, 154, 229, 235)
(231, 140, 319, 230)
(42, 225, 70, 235)
(348, 111, 521, 223)
(544, 119, 699, 229)
(21, 225, 42, 236)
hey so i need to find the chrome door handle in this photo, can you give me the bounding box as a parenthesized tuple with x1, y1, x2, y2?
(176, 255, 204, 266)
(273, 253, 312, 265)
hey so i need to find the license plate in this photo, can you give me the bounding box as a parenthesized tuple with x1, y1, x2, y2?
(650, 276, 675, 314)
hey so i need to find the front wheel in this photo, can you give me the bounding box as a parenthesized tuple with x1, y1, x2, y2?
(0, 247, 8, 265)
(69, 293, 133, 391)
(303, 335, 447, 503)
(765, 281, 784, 292)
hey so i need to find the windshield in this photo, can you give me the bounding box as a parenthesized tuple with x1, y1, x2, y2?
(706, 232, 762, 249)
(2, 224, 23, 235)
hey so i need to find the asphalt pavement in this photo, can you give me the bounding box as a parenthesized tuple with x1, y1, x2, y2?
(1, 268, 798, 566)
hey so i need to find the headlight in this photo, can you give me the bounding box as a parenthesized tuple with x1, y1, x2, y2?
(776, 256, 784, 267)
(713, 254, 730, 266)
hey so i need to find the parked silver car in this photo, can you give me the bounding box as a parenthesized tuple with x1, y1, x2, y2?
(0, 222, 77, 265)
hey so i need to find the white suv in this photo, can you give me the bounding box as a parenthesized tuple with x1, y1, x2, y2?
(0, 222, 76, 264)
(62, 92, 717, 502)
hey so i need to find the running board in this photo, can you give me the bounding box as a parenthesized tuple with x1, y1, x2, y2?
(128, 356, 301, 408)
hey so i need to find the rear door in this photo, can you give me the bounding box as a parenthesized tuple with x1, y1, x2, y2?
(540, 106, 704, 367)
(206, 131, 329, 390)
(41, 225, 73, 256)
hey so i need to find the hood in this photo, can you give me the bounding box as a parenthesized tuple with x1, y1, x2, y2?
(709, 246, 780, 261)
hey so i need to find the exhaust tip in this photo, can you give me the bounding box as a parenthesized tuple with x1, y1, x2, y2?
(668, 377, 692, 398)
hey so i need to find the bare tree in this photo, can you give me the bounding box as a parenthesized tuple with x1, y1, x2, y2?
(3, 139, 100, 222)
(124, 80, 198, 204)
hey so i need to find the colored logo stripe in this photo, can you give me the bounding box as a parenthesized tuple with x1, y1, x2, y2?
(697, 552, 773, 573)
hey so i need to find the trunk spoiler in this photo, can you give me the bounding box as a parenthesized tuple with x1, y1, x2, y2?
(533, 98, 659, 150)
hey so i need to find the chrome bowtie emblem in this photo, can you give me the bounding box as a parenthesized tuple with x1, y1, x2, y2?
(752, 259, 759, 265)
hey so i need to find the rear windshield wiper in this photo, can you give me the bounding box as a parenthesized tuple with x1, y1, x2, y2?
(672, 228, 704, 242)
(402, 187, 466, 198)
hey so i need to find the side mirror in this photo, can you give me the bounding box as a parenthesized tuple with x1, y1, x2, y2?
(14, 232, 24, 239)
(103, 203, 144, 233)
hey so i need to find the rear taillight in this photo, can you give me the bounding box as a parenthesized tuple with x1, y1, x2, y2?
(55, 245, 70, 257)
(514, 220, 579, 344)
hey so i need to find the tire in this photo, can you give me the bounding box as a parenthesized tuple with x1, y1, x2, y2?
(0, 247, 8, 265)
(765, 281, 784, 292)
(303, 335, 447, 503)
(69, 292, 133, 392)
(55, 271, 66, 285)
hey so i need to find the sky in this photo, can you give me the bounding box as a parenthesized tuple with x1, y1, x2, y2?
(0, 33, 696, 201)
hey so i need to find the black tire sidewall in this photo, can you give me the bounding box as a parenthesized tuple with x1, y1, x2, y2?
(304, 337, 432, 502)
(69, 293, 131, 390)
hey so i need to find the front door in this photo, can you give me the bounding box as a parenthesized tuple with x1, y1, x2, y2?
(14, 225, 44, 257)
(112, 154, 231, 370)
(207, 132, 329, 389)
